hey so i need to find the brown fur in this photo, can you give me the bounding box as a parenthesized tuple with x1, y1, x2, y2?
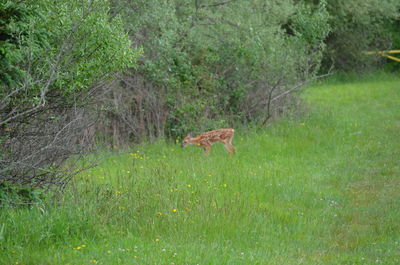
(181, 128, 235, 155)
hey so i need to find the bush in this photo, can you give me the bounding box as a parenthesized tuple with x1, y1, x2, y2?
(94, 0, 330, 142)
(0, 0, 140, 188)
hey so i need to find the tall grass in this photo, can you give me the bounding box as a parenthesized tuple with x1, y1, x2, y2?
(1, 72, 399, 264)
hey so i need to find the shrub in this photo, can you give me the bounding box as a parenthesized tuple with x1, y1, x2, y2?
(0, 0, 140, 188)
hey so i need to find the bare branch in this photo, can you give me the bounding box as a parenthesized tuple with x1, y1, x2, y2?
(199, 1, 236, 8)
(271, 71, 334, 103)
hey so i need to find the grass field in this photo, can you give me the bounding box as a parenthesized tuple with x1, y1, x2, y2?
(1, 72, 399, 264)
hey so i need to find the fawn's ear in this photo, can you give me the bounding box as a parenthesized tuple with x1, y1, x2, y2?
(188, 132, 193, 137)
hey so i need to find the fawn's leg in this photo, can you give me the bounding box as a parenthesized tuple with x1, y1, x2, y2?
(223, 141, 235, 155)
(229, 143, 235, 155)
(203, 144, 211, 155)
(227, 134, 235, 155)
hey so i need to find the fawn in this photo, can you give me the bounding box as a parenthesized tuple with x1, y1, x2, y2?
(181, 128, 235, 155)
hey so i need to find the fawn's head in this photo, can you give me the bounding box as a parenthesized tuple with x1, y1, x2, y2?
(181, 132, 193, 148)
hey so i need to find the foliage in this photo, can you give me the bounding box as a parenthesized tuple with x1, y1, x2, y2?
(1, 0, 139, 97)
(323, 0, 400, 70)
(190, 0, 330, 122)
(0, 0, 140, 187)
(384, 18, 400, 71)
(98, 0, 330, 142)
(0, 1, 32, 88)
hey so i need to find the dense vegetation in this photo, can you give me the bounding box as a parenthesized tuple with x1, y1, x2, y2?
(0, 0, 140, 186)
(1, 73, 399, 264)
(2, 0, 399, 188)
(0, 0, 399, 262)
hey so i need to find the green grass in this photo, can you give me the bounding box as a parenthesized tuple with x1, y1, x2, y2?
(1, 72, 399, 264)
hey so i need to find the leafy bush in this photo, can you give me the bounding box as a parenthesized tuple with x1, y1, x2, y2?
(95, 0, 330, 142)
(0, 0, 141, 187)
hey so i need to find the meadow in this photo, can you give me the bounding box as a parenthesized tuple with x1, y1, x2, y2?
(1, 72, 399, 264)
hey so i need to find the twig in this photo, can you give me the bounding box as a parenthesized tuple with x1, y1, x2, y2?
(199, 1, 236, 8)
(271, 71, 334, 103)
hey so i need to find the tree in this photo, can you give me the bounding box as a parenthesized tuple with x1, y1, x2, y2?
(0, 0, 140, 187)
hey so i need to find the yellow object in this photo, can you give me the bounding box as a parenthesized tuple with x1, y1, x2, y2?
(366, 50, 400, 62)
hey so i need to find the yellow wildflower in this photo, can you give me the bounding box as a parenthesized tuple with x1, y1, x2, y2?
(172, 208, 178, 213)
(73, 244, 87, 250)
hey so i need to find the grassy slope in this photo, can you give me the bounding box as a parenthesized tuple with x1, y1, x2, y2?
(1, 73, 399, 264)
